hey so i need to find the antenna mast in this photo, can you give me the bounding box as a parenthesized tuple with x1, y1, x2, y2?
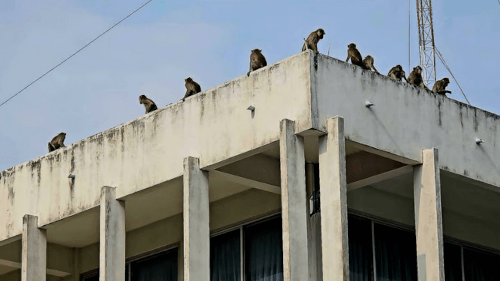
(416, 0, 437, 86)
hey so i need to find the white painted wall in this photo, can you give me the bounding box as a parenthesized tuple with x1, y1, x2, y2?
(313, 54, 500, 188)
(2, 50, 500, 245)
(0, 52, 312, 242)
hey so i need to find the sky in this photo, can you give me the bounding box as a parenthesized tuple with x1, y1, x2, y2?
(0, 0, 499, 171)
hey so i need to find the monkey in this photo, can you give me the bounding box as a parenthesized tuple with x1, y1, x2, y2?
(247, 49, 267, 77)
(362, 55, 380, 74)
(183, 77, 201, 101)
(302, 28, 325, 53)
(48, 132, 66, 153)
(387, 65, 407, 82)
(139, 95, 158, 114)
(407, 66, 430, 90)
(346, 43, 363, 67)
(432, 77, 452, 95)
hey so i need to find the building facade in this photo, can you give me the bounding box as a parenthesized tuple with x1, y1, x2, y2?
(1, 50, 500, 281)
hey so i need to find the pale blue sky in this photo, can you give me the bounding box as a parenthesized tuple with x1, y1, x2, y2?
(0, 0, 499, 171)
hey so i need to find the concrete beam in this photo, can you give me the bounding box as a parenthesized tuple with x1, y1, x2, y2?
(348, 140, 419, 165)
(279, 119, 310, 281)
(0, 260, 71, 278)
(413, 148, 445, 281)
(210, 170, 281, 194)
(99, 186, 126, 281)
(21, 215, 46, 281)
(183, 157, 210, 281)
(318, 116, 349, 281)
(347, 165, 413, 191)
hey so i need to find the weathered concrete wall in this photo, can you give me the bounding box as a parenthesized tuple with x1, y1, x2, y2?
(0, 52, 312, 242)
(313, 54, 500, 188)
(2, 50, 500, 247)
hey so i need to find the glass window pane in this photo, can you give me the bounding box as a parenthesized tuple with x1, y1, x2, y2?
(131, 249, 178, 281)
(464, 248, 500, 281)
(444, 243, 462, 281)
(211, 230, 241, 281)
(244, 218, 283, 281)
(374, 224, 417, 281)
(82, 275, 99, 281)
(348, 215, 373, 281)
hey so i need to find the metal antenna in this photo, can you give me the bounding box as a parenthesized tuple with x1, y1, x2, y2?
(416, 0, 437, 87)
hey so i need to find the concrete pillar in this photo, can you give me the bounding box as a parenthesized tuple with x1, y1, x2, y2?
(279, 119, 310, 281)
(306, 162, 322, 281)
(318, 116, 349, 281)
(22, 215, 47, 281)
(413, 148, 445, 281)
(183, 157, 210, 281)
(99, 186, 126, 281)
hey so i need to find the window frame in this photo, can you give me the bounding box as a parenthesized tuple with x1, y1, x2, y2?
(349, 211, 500, 281)
(210, 212, 282, 281)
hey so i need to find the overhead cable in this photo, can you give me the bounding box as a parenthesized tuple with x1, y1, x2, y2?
(435, 47, 471, 105)
(0, 0, 155, 109)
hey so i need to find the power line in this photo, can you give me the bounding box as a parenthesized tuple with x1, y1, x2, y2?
(408, 0, 411, 72)
(0, 0, 155, 109)
(435, 47, 471, 106)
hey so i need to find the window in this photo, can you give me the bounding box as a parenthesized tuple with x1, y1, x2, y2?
(80, 248, 178, 281)
(444, 243, 461, 281)
(81, 274, 99, 281)
(463, 247, 500, 281)
(130, 249, 178, 281)
(374, 224, 417, 281)
(348, 214, 500, 281)
(211, 230, 241, 281)
(348, 215, 418, 281)
(348, 216, 373, 281)
(210, 216, 283, 281)
(244, 218, 283, 281)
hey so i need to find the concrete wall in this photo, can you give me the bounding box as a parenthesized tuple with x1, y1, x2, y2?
(2, 50, 500, 248)
(0, 52, 311, 242)
(313, 54, 500, 188)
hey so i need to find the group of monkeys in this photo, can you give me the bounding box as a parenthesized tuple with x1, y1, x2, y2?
(46, 28, 452, 154)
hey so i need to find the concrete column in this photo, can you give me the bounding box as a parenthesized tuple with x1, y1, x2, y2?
(279, 119, 310, 281)
(183, 157, 210, 281)
(306, 162, 323, 281)
(413, 148, 445, 281)
(22, 215, 47, 281)
(318, 116, 349, 281)
(99, 186, 126, 281)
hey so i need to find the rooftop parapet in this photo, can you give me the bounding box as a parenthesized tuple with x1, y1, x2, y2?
(1, 50, 499, 242)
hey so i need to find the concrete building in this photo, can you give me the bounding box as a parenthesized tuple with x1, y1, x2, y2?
(1, 50, 500, 281)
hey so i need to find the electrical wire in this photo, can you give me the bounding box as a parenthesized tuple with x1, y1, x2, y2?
(435, 47, 471, 105)
(409, 0, 411, 71)
(0, 0, 155, 109)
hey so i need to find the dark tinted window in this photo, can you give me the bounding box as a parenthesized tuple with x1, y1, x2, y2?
(374, 224, 417, 281)
(349, 215, 373, 281)
(211, 230, 241, 281)
(244, 218, 283, 281)
(131, 249, 178, 281)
